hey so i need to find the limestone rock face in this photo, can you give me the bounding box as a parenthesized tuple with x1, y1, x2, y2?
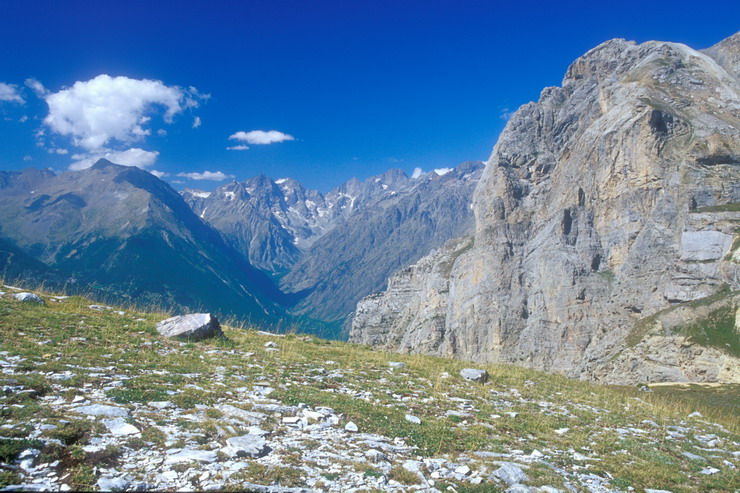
(350, 33, 740, 383)
(156, 313, 223, 341)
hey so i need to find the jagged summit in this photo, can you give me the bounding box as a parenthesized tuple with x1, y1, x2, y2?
(181, 161, 484, 325)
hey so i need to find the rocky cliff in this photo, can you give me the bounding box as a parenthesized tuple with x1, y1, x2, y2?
(350, 33, 740, 384)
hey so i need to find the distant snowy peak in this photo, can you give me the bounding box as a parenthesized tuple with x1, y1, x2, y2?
(181, 188, 211, 199)
(180, 161, 483, 274)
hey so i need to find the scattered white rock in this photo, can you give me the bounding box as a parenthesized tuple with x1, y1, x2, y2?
(405, 414, 421, 425)
(103, 417, 140, 436)
(345, 421, 359, 432)
(72, 404, 129, 417)
(148, 401, 173, 409)
(493, 462, 528, 486)
(89, 304, 112, 311)
(96, 476, 129, 491)
(165, 448, 218, 464)
(224, 434, 270, 458)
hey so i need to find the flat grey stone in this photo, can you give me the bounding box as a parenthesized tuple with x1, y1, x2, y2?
(460, 368, 489, 383)
(405, 414, 421, 424)
(103, 417, 140, 436)
(72, 404, 129, 417)
(148, 401, 172, 409)
(156, 313, 223, 341)
(224, 434, 270, 458)
(165, 448, 217, 464)
(97, 476, 129, 491)
(493, 463, 528, 486)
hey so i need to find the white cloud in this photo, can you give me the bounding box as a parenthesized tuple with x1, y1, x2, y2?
(19, 115, 28, 123)
(433, 167, 453, 176)
(0, 82, 24, 103)
(23, 155, 32, 161)
(25, 78, 48, 97)
(499, 107, 515, 121)
(229, 129, 294, 145)
(69, 147, 159, 171)
(149, 169, 168, 178)
(157, 129, 167, 136)
(411, 167, 424, 179)
(47, 148, 69, 155)
(192, 116, 201, 128)
(44, 74, 204, 151)
(177, 170, 234, 181)
(226, 145, 249, 151)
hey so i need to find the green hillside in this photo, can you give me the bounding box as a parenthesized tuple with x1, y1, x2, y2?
(0, 287, 738, 492)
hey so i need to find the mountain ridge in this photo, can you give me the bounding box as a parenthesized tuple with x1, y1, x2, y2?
(0, 159, 286, 326)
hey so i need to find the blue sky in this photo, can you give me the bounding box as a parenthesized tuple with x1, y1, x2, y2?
(0, 0, 738, 191)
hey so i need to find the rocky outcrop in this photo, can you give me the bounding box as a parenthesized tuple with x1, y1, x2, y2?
(351, 33, 740, 383)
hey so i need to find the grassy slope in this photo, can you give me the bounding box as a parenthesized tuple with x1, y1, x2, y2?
(0, 288, 738, 492)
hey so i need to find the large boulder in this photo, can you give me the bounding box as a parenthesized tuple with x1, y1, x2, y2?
(14, 292, 43, 304)
(156, 313, 222, 341)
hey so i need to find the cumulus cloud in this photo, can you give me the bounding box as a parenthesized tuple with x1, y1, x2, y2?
(226, 145, 249, 151)
(229, 129, 294, 145)
(47, 148, 69, 155)
(177, 170, 234, 181)
(192, 116, 201, 128)
(23, 155, 32, 161)
(44, 74, 204, 151)
(149, 170, 168, 178)
(0, 82, 24, 103)
(69, 147, 160, 171)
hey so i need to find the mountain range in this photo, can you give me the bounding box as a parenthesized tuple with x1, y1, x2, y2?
(0, 158, 483, 335)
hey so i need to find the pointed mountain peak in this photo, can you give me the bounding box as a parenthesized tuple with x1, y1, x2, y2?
(89, 158, 119, 170)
